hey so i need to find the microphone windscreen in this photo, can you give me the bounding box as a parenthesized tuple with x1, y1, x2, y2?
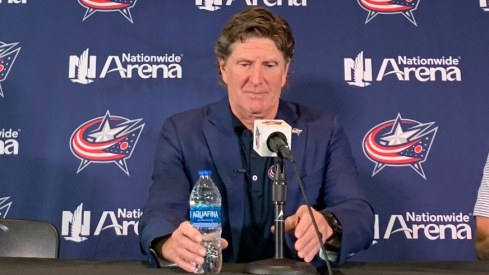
(253, 119, 292, 157)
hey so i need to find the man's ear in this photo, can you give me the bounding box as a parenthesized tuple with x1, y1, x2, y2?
(219, 59, 228, 84)
(282, 59, 291, 87)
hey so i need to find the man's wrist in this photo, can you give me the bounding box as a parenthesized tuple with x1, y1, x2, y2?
(322, 211, 342, 248)
(151, 235, 172, 262)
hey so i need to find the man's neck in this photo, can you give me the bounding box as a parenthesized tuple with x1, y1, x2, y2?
(232, 109, 278, 131)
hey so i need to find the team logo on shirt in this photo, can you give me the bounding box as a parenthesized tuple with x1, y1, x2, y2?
(255, 127, 261, 150)
(268, 164, 276, 180)
(70, 111, 144, 176)
(362, 114, 437, 179)
(0, 41, 21, 98)
(78, 0, 138, 23)
(357, 0, 420, 26)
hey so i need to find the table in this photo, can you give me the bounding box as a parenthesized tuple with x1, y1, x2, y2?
(1, 258, 489, 275)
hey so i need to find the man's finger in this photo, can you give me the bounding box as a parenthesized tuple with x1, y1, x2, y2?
(284, 214, 298, 233)
(174, 246, 204, 266)
(221, 238, 229, 249)
(294, 225, 316, 252)
(299, 236, 321, 262)
(173, 256, 198, 273)
(174, 235, 206, 256)
(180, 221, 203, 242)
(294, 214, 312, 238)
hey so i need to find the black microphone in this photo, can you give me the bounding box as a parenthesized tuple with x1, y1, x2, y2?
(267, 132, 294, 161)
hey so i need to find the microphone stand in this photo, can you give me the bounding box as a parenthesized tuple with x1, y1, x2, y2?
(244, 154, 318, 275)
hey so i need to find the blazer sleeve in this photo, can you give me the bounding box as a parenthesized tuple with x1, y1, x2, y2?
(320, 114, 374, 266)
(138, 117, 192, 267)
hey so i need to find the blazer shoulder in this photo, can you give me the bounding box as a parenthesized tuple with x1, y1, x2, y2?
(167, 101, 218, 127)
(287, 101, 336, 123)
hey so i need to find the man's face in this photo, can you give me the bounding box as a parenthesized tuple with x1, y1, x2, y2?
(219, 38, 290, 119)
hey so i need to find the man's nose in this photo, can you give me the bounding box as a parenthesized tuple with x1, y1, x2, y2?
(250, 65, 264, 85)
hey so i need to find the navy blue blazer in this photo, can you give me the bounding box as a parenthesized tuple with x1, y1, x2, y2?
(139, 97, 374, 267)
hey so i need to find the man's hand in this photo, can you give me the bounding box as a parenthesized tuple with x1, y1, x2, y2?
(153, 221, 229, 272)
(272, 205, 332, 262)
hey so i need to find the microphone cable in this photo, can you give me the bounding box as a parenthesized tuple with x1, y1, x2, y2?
(290, 159, 333, 275)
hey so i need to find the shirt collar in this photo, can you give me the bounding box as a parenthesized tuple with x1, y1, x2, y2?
(231, 99, 292, 133)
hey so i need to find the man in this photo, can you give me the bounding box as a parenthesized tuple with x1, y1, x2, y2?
(475, 153, 489, 260)
(139, 7, 374, 272)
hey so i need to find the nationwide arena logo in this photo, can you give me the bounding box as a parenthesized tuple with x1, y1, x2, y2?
(0, 196, 12, 218)
(358, 0, 420, 26)
(362, 114, 437, 179)
(0, 0, 27, 4)
(195, 0, 306, 11)
(70, 111, 144, 176)
(0, 128, 20, 155)
(78, 0, 137, 23)
(62, 202, 141, 242)
(344, 51, 461, 87)
(481, 0, 489, 12)
(0, 41, 21, 98)
(69, 48, 183, 84)
(374, 212, 472, 243)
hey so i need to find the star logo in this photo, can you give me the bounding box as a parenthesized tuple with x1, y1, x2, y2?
(357, 0, 421, 26)
(0, 196, 12, 218)
(78, 0, 138, 23)
(292, 128, 303, 136)
(70, 111, 145, 175)
(362, 114, 437, 179)
(0, 41, 21, 98)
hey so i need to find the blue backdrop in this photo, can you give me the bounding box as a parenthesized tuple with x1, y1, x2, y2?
(0, 0, 486, 262)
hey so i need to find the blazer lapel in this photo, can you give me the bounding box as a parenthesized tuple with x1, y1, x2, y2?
(276, 101, 307, 215)
(203, 97, 245, 261)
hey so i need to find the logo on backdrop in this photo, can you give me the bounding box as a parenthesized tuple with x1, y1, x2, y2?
(362, 114, 437, 179)
(357, 0, 420, 26)
(69, 48, 95, 84)
(481, 0, 489, 11)
(374, 212, 472, 243)
(0, 197, 12, 218)
(0, 128, 20, 155)
(68, 48, 183, 83)
(62, 203, 141, 242)
(0, 41, 21, 98)
(195, 0, 306, 11)
(70, 111, 144, 176)
(78, 0, 137, 23)
(0, 0, 27, 4)
(344, 51, 461, 86)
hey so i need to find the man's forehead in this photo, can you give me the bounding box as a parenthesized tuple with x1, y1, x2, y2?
(229, 38, 284, 59)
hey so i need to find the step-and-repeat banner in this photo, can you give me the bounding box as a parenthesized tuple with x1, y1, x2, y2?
(1, 0, 487, 262)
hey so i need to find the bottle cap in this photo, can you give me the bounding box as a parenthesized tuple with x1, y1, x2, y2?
(198, 170, 212, 176)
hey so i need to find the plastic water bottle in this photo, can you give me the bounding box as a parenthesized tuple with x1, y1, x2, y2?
(189, 170, 222, 274)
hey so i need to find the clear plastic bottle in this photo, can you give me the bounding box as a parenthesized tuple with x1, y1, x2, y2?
(189, 170, 222, 274)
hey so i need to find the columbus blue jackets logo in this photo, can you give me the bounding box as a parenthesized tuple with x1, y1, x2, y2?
(362, 114, 437, 179)
(358, 0, 420, 26)
(78, 0, 137, 23)
(255, 127, 261, 149)
(0, 41, 21, 98)
(268, 165, 276, 180)
(0, 196, 12, 218)
(70, 111, 144, 175)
